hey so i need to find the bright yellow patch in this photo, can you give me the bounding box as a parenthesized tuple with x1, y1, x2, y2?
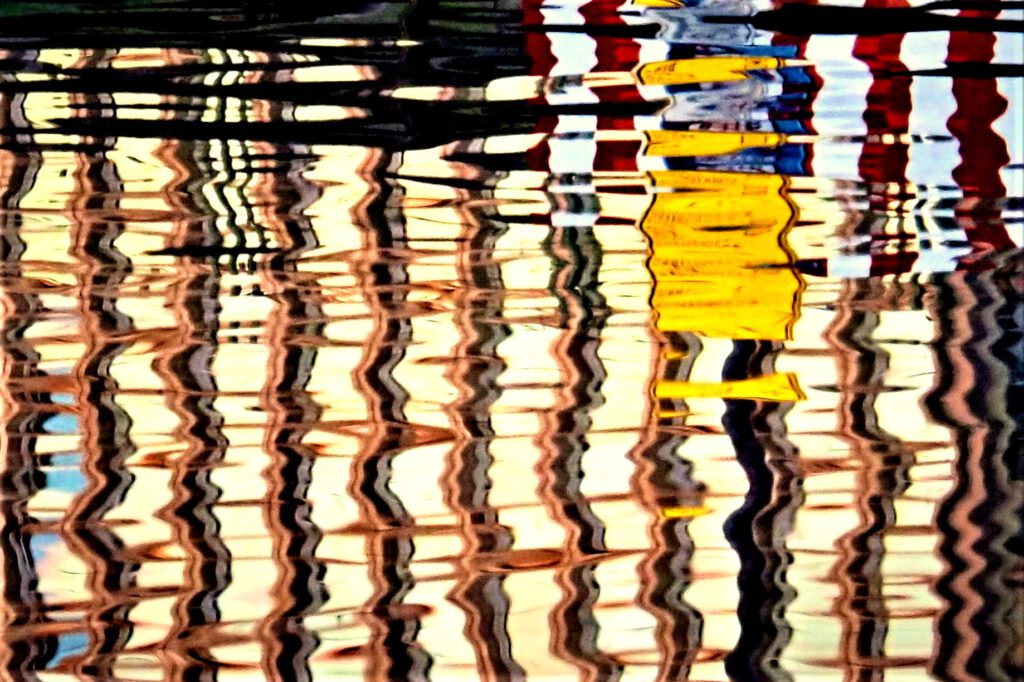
(647, 169, 787, 196)
(660, 505, 712, 519)
(644, 129, 785, 158)
(656, 372, 806, 402)
(629, 0, 683, 7)
(640, 175, 804, 340)
(636, 56, 784, 86)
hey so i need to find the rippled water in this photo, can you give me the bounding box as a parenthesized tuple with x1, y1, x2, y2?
(1, 2, 1022, 680)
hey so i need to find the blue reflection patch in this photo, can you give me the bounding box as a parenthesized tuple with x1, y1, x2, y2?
(42, 412, 78, 435)
(50, 631, 89, 667)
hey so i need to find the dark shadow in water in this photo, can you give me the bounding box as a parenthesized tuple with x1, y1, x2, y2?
(0, 3, 672, 156)
(721, 340, 804, 682)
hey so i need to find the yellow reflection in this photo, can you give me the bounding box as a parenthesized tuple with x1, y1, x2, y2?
(660, 505, 712, 519)
(630, 0, 683, 6)
(641, 172, 805, 341)
(656, 372, 806, 402)
(636, 56, 787, 86)
(644, 129, 786, 158)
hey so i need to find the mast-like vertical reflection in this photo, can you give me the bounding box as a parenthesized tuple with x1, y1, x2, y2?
(441, 181, 525, 681)
(59, 48, 140, 678)
(0, 79, 58, 680)
(151, 62, 233, 675)
(255, 85, 329, 682)
(941, 20, 1015, 649)
(535, 226, 621, 681)
(944, 10, 1015, 259)
(924, 257, 1023, 682)
(151, 49, 224, 261)
(824, 279, 914, 681)
(854, 0, 912, 215)
(349, 149, 432, 681)
(156, 257, 229, 682)
(628, 331, 705, 682)
(721, 341, 804, 682)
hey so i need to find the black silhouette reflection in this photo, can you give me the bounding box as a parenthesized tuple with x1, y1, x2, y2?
(721, 340, 803, 682)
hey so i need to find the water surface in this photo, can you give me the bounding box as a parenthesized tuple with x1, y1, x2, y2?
(0, 2, 1021, 680)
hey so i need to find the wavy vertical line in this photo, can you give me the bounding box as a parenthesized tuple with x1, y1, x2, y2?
(150, 54, 236, 681)
(250, 77, 329, 682)
(0, 79, 58, 682)
(534, 225, 621, 682)
(257, 263, 327, 682)
(348, 149, 431, 682)
(152, 49, 223, 259)
(154, 262, 230, 682)
(628, 331, 705, 682)
(58, 49, 140, 678)
(823, 278, 915, 680)
(924, 259, 1023, 682)
(151, 93, 234, 680)
(440, 174, 526, 681)
(721, 340, 803, 682)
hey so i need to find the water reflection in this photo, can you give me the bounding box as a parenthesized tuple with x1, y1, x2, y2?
(0, 2, 1021, 680)
(825, 278, 914, 677)
(924, 260, 1023, 682)
(350, 148, 434, 681)
(629, 330, 706, 681)
(721, 341, 803, 682)
(1, 100, 59, 676)
(443, 207, 524, 681)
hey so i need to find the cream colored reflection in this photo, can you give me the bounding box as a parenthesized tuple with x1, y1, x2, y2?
(0, 44, 993, 682)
